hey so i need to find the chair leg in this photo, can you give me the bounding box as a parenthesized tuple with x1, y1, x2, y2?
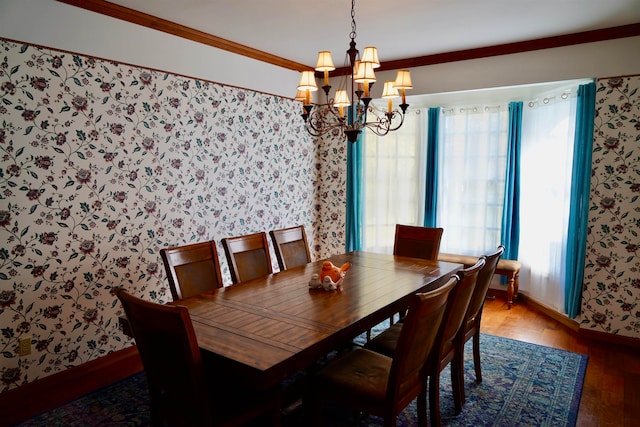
(452, 354, 465, 413)
(417, 388, 428, 427)
(429, 371, 442, 427)
(473, 321, 482, 383)
(507, 272, 517, 309)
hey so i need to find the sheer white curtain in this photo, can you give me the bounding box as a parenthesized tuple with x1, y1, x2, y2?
(519, 93, 577, 311)
(360, 80, 586, 314)
(436, 106, 508, 254)
(362, 111, 426, 253)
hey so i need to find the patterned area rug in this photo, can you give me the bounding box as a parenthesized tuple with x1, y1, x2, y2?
(14, 333, 587, 427)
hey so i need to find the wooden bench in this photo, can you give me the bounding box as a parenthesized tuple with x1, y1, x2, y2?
(438, 253, 522, 309)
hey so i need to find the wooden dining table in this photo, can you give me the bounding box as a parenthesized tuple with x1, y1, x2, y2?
(172, 251, 462, 389)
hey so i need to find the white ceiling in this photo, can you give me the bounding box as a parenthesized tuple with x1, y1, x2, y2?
(107, 0, 640, 68)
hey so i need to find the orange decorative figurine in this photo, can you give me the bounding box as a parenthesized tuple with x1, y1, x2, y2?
(309, 260, 351, 291)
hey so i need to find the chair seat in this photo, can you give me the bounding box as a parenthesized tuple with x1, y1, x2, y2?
(438, 252, 521, 308)
(314, 348, 392, 406)
(438, 253, 521, 272)
(307, 278, 458, 427)
(116, 289, 281, 427)
(365, 323, 402, 358)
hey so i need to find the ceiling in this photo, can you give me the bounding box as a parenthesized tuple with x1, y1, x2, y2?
(82, 0, 640, 71)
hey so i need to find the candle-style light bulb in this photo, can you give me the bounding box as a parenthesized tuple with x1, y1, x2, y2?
(394, 70, 413, 105)
(382, 81, 399, 113)
(333, 90, 350, 118)
(315, 51, 335, 87)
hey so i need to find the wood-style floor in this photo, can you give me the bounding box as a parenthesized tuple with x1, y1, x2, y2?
(480, 296, 640, 427)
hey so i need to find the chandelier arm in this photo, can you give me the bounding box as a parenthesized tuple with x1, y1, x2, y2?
(363, 107, 407, 135)
(304, 107, 347, 135)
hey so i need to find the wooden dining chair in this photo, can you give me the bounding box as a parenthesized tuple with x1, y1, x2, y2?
(221, 231, 273, 284)
(458, 245, 504, 405)
(378, 224, 444, 335)
(269, 225, 311, 271)
(115, 288, 281, 427)
(393, 224, 444, 260)
(160, 240, 224, 301)
(365, 258, 485, 426)
(307, 275, 458, 427)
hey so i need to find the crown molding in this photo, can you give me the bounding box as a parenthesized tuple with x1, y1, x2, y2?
(56, 0, 313, 72)
(330, 23, 640, 76)
(56, 0, 639, 76)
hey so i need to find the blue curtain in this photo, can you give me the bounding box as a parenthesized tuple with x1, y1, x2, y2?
(501, 101, 522, 261)
(424, 107, 440, 227)
(564, 82, 596, 318)
(345, 128, 364, 252)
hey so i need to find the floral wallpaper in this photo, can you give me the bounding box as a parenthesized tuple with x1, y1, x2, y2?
(581, 76, 640, 338)
(3, 36, 636, 396)
(0, 38, 349, 392)
(314, 130, 350, 255)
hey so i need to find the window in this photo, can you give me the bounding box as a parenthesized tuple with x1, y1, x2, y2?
(362, 112, 424, 253)
(436, 107, 508, 254)
(360, 79, 589, 314)
(519, 94, 577, 311)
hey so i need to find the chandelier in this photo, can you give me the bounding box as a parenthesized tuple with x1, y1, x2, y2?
(296, 0, 412, 143)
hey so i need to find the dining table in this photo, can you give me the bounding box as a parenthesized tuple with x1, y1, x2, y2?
(172, 251, 462, 389)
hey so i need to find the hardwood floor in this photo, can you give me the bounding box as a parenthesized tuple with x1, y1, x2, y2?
(480, 296, 640, 427)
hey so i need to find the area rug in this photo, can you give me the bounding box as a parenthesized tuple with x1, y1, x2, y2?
(13, 333, 587, 427)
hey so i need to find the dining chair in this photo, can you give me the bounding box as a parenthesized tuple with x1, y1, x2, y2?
(160, 240, 224, 301)
(377, 224, 444, 335)
(393, 224, 444, 261)
(115, 288, 281, 427)
(222, 231, 273, 284)
(269, 225, 311, 271)
(457, 245, 504, 405)
(365, 257, 485, 426)
(306, 275, 458, 427)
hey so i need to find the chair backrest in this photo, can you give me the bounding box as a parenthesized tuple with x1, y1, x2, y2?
(386, 275, 458, 408)
(393, 224, 444, 260)
(269, 225, 311, 271)
(160, 240, 224, 300)
(464, 245, 505, 327)
(116, 288, 212, 426)
(435, 258, 485, 362)
(222, 232, 273, 284)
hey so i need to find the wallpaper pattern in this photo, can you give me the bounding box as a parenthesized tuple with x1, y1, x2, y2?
(582, 76, 640, 336)
(0, 39, 348, 392)
(1, 37, 637, 394)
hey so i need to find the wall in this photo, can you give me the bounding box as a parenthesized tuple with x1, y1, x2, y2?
(581, 76, 640, 337)
(3, 2, 640, 99)
(0, 38, 342, 392)
(1, 0, 639, 393)
(0, 0, 300, 98)
(372, 36, 640, 99)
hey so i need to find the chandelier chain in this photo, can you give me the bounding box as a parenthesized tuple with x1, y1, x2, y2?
(350, 0, 357, 42)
